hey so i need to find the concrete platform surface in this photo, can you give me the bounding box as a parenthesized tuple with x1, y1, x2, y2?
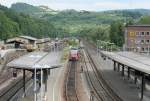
(88, 48, 150, 101)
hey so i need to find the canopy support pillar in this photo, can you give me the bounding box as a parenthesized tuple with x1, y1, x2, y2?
(23, 69, 26, 97)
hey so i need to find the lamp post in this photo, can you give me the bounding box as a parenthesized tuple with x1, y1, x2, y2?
(41, 67, 43, 101)
(34, 64, 41, 101)
(34, 65, 38, 101)
(34, 65, 37, 101)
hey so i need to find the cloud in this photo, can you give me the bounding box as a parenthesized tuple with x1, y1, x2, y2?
(0, 0, 19, 7)
(47, 3, 96, 11)
(95, 2, 129, 10)
(94, 1, 150, 10)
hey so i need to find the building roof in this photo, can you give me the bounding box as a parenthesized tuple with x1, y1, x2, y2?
(36, 38, 50, 44)
(19, 36, 37, 41)
(7, 51, 61, 70)
(6, 37, 25, 44)
(7, 36, 37, 44)
(101, 51, 150, 75)
(127, 25, 150, 27)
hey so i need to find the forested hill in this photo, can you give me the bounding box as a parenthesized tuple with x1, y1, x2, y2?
(2, 2, 150, 47)
(0, 4, 63, 41)
(10, 3, 150, 34)
(11, 3, 58, 17)
(11, 3, 44, 15)
(11, 3, 150, 23)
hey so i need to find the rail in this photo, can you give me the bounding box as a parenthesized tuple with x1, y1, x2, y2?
(65, 61, 79, 101)
(0, 76, 32, 101)
(82, 49, 123, 101)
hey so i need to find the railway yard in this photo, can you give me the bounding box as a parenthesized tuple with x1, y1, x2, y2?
(0, 39, 150, 101)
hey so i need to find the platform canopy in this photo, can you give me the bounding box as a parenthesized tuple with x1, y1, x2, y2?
(101, 51, 150, 74)
(7, 51, 62, 70)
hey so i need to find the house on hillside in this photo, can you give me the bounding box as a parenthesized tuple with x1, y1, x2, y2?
(124, 25, 150, 53)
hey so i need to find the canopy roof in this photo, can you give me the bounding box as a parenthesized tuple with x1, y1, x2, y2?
(101, 51, 150, 74)
(7, 51, 61, 70)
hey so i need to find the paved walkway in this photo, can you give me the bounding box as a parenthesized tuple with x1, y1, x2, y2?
(88, 48, 150, 101)
(46, 65, 65, 101)
(19, 51, 63, 101)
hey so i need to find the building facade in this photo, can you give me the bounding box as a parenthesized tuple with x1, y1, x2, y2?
(125, 25, 150, 53)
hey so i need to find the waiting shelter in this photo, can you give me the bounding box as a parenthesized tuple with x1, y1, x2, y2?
(7, 51, 62, 101)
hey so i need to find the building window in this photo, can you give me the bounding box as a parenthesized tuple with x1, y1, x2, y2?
(136, 32, 140, 36)
(141, 40, 144, 44)
(146, 40, 150, 44)
(146, 32, 150, 35)
(141, 32, 145, 36)
(142, 47, 145, 51)
(146, 48, 148, 51)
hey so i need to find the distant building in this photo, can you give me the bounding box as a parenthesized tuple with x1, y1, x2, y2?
(36, 38, 50, 50)
(6, 36, 37, 50)
(125, 25, 150, 53)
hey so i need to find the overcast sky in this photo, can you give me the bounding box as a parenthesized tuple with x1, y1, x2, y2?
(0, 0, 150, 11)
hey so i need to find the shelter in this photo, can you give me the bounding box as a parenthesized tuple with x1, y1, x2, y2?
(7, 51, 62, 101)
(6, 37, 24, 48)
(100, 51, 150, 100)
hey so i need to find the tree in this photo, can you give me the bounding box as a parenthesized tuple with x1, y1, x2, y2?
(109, 21, 124, 47)
(139, 16, 150, 24)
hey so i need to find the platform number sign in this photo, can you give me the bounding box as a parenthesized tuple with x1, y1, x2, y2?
(129, 32, 135, 37)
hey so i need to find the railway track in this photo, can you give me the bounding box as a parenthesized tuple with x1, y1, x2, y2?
(82, 49, 123, 101)
(65, 61, 79, 101)
(0, 71, 12, 85)
(0, 76, 32, 101)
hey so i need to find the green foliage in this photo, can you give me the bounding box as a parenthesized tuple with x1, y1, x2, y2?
(11, 3, 44, 15)
(0, 5, 65, 40)
(79, 25, 110, 42)
(11, 3, 58, 17)
(67, 39, 79, 47)
(109, 21, 124, 47)
(1, 3, 150, 47)
(138, 16, 150, 24)
(10, 3, 149, 40)
(0, 10, 20, 41)
(61, 47, 69, 62)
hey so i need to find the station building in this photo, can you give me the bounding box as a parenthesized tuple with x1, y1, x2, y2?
(124, 25, 150, 53)
(6, 36, 37, 49)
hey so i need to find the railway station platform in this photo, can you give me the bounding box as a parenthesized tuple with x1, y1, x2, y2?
(20, 65, 64, 101)
(87, 48, 150, 101)
(6, 50, 63, 101)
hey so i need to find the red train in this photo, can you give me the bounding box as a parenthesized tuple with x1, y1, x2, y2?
(69, 48, 79, 61)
